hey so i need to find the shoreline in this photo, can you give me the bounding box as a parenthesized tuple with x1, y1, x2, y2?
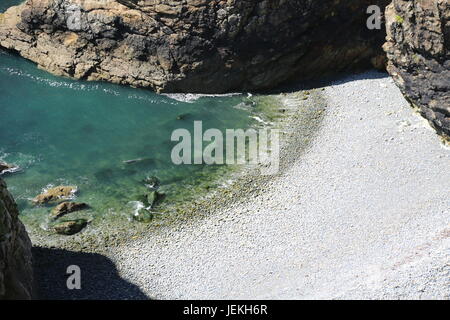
(31, 71, 450, 299)
(30, 76, 329, 300)
(110, 71, 449, 300)
(26, 84, 326, 252)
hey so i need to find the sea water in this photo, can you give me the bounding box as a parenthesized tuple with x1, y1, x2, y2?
(0, 0, 283, 229)
(0, 47, 264, 227)
(0, 0, 22, 12)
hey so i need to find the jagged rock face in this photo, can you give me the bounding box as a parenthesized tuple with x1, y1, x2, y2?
(0, 178, 33, 300)
(0, 0, 389, 93)
(384, 0, 450, 139)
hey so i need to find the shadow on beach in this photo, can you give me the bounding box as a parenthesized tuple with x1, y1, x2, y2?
(256, 69, 390, 95)
(32, 247, 149, 300)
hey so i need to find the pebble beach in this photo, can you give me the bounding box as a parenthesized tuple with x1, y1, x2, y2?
(104, 71, 450, 299)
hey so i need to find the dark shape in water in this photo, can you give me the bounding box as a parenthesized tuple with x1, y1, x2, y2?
(81, 124, 96, 135)
(0, 161, 20, 175)
(94, 168, 116, 181)
(176, 113, 191, 121)
(123, 158, 153, 164)
(51, 202, 89, 220)
(143, 175, 160, 190)
(147, 190, 165, 209)
(53, 219, 88, 235)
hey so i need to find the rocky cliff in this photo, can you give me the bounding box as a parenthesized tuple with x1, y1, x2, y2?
(384, 0, 449, 140)
(0, 0, 389, 93)
(0, 178, 33, 300)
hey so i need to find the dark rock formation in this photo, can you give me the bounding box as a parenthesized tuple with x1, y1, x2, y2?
(32, 186, 77, 205)
(384, 0, 449, 140)
(53, 219, 87, 235)
(0, 0, 389, 93)
(51, 202, 88, 220)
(0, 178, 33, 299)
(0, 162, 20, 175)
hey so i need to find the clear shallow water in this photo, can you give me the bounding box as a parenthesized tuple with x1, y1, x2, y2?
(0, 48, 260, 227)
(0, 0, 22, 12)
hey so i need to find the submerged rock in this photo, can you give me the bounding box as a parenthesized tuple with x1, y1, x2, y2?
(133, 208, 153, 223)
(50, 202, 88, 220)
(123, 158, 149, 164)
(176, 113, 191, 121)
(147, 190, 165, 209)
(33, 186, 77, 205)
(53, 219, 88, 235)
(0, 162, 20, 175)
(131, 188, 164, 223)
(143, 176, 160, 191)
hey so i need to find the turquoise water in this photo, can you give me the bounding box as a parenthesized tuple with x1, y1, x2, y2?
(0, 0, 22, 12)
(0, 47, 259, 226)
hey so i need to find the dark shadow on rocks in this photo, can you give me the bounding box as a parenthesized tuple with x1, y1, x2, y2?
(32, 247, 149, 300)
(256, 69, 390, 95)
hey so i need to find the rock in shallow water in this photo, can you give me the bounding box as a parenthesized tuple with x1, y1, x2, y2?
(50, 201, 89, 220)
(147, 190, 165, 209)
(143, 176, 160, 191)
(32, 186, 77, 205)
(0, 162, 20, 175)
(53, 219, 88, 235)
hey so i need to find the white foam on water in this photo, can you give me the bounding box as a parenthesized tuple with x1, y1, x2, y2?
(0, 150, 10, 162)
(1, 151, 39, 171)
(0, 150, 23, 174)
(162, 92, 242, 103)
(251, 116, 269, 125)
(0, 165, 21, 176)
(102, 87, 120, 96)
(1, 66, 101, 91)
(34, 184, 78, 202)
(1, 61, 222, 107)
(127, 200, 146, 219)
(232, 101, 254, 112)
(0, 168, 18, 175)
(0, 66, 131, 99)
(127, 93, 179, 106)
